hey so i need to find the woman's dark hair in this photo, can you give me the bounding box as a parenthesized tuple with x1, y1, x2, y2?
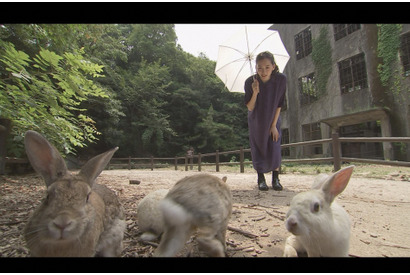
(256, 51, 279, 74)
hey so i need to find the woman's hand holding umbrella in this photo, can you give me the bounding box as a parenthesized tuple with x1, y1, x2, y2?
(246, 76, 260, 112)
(251, 76, 260, 95)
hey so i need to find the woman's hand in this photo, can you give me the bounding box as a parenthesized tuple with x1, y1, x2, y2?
(246, 76, 260, 111)
(270, 125, 280, 142)
(270, 107, 282, 142)
(251, 76, 260, 95)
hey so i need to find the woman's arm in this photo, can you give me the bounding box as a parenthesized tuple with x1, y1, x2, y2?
(246, 77, 259, 111)
(246, 91, 258, 111)
(270, 107, 281, 142)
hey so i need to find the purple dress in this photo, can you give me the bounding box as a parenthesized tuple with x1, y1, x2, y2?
(244, 73, 287, 173)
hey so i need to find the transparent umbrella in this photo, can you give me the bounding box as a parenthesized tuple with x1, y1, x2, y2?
(215, 25, 290, 93)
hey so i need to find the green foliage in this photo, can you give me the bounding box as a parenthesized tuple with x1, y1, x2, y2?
(0, 40, 106, 156)
(311, 26, 332, 96)
(1, 24, 250, 160)
(299, 75, 318, 103)
(301, 79, 317, 97)
(377, 24, 403, 94)
(194, 105, 234, 152)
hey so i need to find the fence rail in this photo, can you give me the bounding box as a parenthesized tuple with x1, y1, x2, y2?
(3, 134, 410, 174)
(108, 134, 410, 172)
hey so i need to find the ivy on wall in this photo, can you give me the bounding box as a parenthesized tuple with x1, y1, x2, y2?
(377, 24, 402, 94)
(311, 26, 333, 96)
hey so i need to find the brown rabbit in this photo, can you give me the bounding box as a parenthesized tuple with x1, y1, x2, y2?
(154, 174, 232, 257)
(23, 130, 125, 257)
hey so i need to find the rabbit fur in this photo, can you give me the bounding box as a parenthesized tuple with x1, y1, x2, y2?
(137, 189, 168, 241)
(154, 174, 231, 257)
(283, 166, 354, 257)
(23, 130, 125, 257)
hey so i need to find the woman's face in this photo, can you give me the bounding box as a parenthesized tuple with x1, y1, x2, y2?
(256, 58, 276, 83)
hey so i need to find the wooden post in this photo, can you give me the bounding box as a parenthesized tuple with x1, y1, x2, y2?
(215, 150, 220, 172)
(128, 156, 131, 170)
(150, 156, 154, 171)
(240, 146, 245, 173)
(332, 131, 341, 172)
(198, 153, 202, 172)
(174, 156, 178, 171)
(185, 155, 188, 171)
(380, 116, 393, 161)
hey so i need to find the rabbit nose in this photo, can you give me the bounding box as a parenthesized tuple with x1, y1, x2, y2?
(52, 215, 74, 236)
(286, 216, 298, 231)
(53, 220, 72, 230)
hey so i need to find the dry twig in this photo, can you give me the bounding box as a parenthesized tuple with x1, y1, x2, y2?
(139, 239, 159, 247)
(265, 210, 285, 221)
(227, 225, 259, 238)
(379, 242, 410, 250)
(252, 216, 266, 222)
(227, 245, 254, 252)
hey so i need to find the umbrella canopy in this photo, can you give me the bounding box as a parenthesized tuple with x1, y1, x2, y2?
(215, 26, 290, 93)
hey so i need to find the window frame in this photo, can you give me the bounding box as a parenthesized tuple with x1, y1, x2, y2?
(281, 128, 290, 157)
(298, 72, 318, 106)
(338, 52, 368, 94)
(301, 122, 323, 156)
(295, 26, 312, 60)
(333, 24, 361, 41)
(400, 31, 410, 77)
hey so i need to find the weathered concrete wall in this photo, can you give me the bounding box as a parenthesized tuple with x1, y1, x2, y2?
(272, 24, 409, 161)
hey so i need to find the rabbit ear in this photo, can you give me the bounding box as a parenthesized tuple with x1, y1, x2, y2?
(24, 130, 68, 187)
(311, 174, 330, 190)
(78, 147, 118, 187)
(321, 165, 354, 203)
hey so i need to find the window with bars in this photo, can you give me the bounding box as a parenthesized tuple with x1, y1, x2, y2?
(302, 122, 323, 156)
(333, 24, 361, 41)
(281, 128, 290, 157)
(338, 53, 368, 94)
(298, 73, 318, 105)
(400, 31, 410, 76)
(295, 26, 312, 60)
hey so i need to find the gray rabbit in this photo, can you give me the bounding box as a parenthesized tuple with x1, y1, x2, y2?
(154, 174, 232, 257)
(137, 189, 168, 241)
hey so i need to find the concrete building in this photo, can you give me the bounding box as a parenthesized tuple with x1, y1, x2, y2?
(270, 24, 410, 161)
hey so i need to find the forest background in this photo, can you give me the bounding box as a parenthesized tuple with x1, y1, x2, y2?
(0, 24, 249, 160)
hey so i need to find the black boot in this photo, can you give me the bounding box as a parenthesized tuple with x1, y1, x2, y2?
(272, 171, 283, 191)
(257, 173, 268, 191)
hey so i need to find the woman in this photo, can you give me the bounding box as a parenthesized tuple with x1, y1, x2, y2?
(244, 51, 287, 191)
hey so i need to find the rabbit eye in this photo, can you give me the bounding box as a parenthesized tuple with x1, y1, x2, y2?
(313, 202, 320, 213)
(86, 192, 91, 203)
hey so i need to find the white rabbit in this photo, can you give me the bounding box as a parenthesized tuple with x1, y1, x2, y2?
(137, 189, 168, 241)
(154, 174, 231, 257)
(283, 165, 354, 257)
(23, 130, 126, 257)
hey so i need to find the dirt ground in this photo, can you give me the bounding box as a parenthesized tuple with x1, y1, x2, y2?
(1, 165, 410, 258)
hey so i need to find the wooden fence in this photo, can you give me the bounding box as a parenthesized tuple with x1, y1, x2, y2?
(3, 134, 410, 174)
(109, 134, 410, 172)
